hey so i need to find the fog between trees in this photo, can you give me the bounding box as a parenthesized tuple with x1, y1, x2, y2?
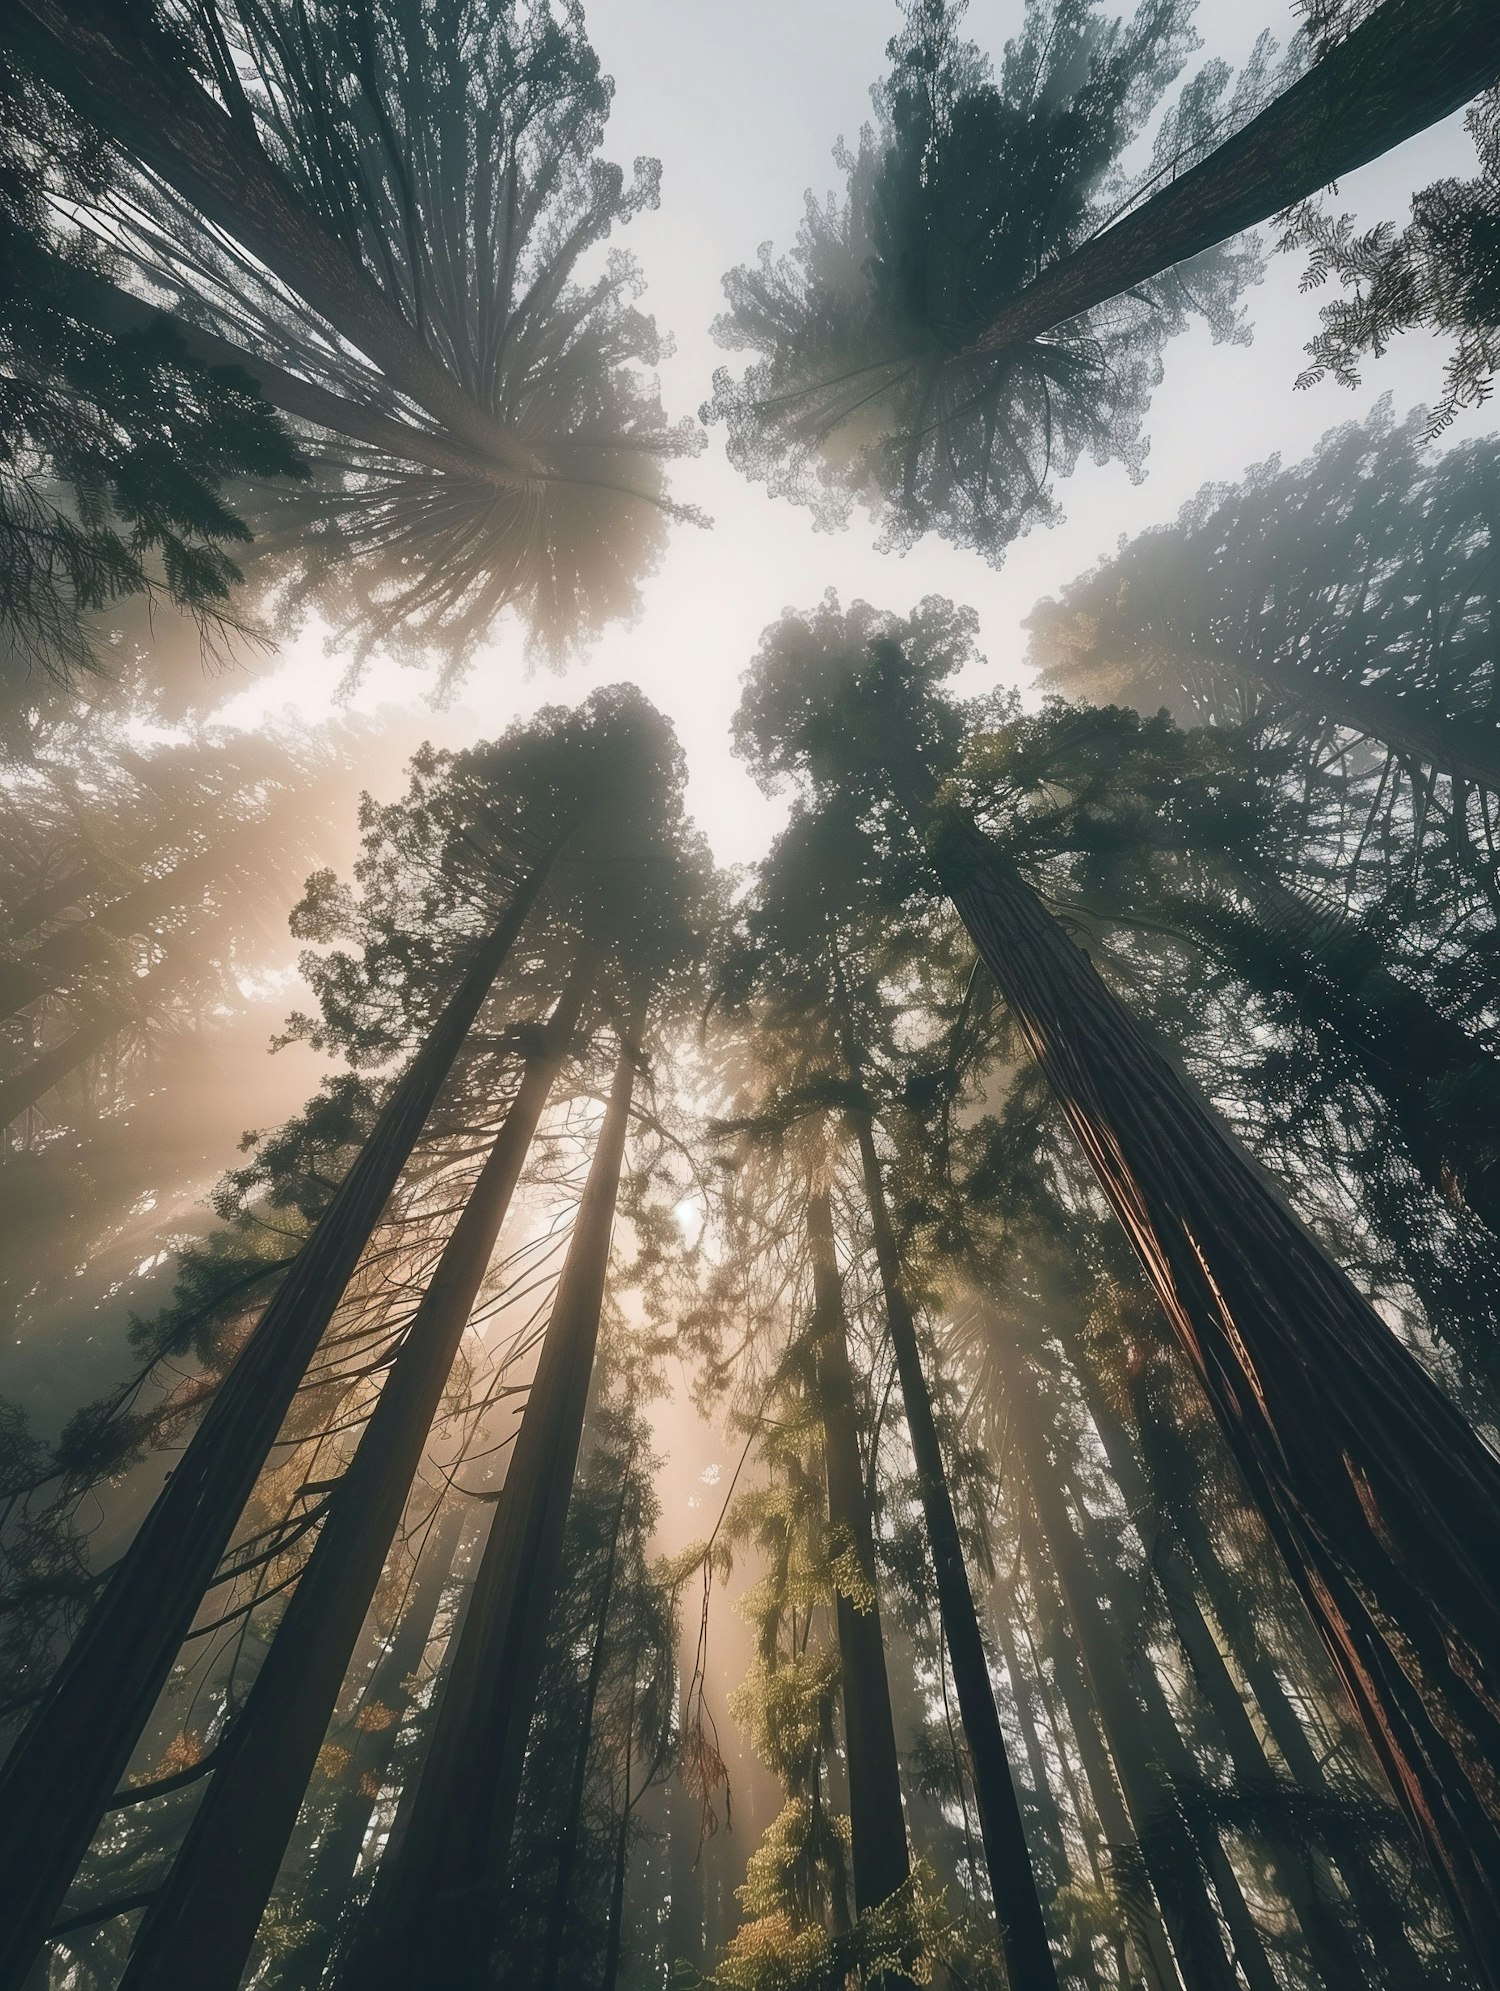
(2, 2, 1500, 1988)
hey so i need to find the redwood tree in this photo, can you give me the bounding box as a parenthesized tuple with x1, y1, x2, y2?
(734, 593, 1500, 1978)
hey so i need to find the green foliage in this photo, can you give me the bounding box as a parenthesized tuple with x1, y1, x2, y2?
(0, 56, 303, 687)
(711, 1857, 1001, 1991)
(1283, 87, 1500, 430)
(42, 0, 703, 674)
(706, 0, 1258, 560)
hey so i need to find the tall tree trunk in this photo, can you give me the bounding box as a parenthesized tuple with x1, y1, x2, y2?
(845, 1110, 1060, 1990)
(967, 0, 1500, 357)
(895, 775, 1500, 1975)
(804, 1183, 911, 1919)
(1072, 1340, 1372, 1988)
(114, 960, 592, 1991)
(0, 840, 562, 1991)
(540, 1440, 634, 1991)
(349, 1019, 640, 1991)
(1178, 867, 1500, 1234)
(599, 1713, 635, 1991)
(1013, 1408, 1243, 1991)
(666, 1776, 707, 1977)
(290, 1497, 468, 1991)
(1035, 1561, 1184, 1991)
(1119, 1358, 1442, 1988)
(2, 0, 535, 476)
(988, 1587, 1066, 1899)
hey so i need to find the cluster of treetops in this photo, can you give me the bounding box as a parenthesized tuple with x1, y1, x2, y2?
(1, 0, 1500, 1988)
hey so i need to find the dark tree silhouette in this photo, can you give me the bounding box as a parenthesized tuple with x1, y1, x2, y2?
(0, 689, 684, 1991)
(1029, 402, 1500, 792)
(708, 0, 1499, 563)
(0, 52, 302, 685)
(734, 592, 1500, 1978)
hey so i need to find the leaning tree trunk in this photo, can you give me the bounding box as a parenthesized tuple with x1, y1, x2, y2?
(844, 1109, 1060, 1990)
(539, 1443, 634, 1991)
(1011, 1393, 1243, 1991)
(895, 775, 1500, 1977)
(1118, 1351, 1441, 1983)
(1070, 1335, 1372, 1988)
(1018, 1582, 1181, 1991)
(2, 0, 533, 475)
(349, 1019, 641, 1991)
(289, 1496, 469, 1990)
(805, 1183, 912, 1921)
(968, 0, 1500, 357)
(114, 959, 593, 1991)
(0, 837, 563, 1991)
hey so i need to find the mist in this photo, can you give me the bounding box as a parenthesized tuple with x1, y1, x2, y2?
(3, 2, 1500, 1988)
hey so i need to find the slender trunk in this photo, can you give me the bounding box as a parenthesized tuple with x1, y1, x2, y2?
(1180, 867, 1500, 1234)
(968, 0, 1500, 357)
(1126, 1370, 1440, 1988)
(805, 1184, 911, 1919)
(1038, 1568, 1183, 1991)
(988, 1593, 1066, 1901)
(667, 1777, 706, 1976)
(1014, 1426, 1241, 1991)
(0, 1001, 122, 1127)
(599, 1718, 634, 1991)
(846, 1111, 1059, 1989)
(1076, 1347, 1371, 1988)
(349, 1021, 640, 1991)
(899, 778, 1500, 1975)
(0, 840, 562, 1991)
(115, 960, 592, 1991)
(291, 1498, 468, 1986)
(4, 0, 535, 474)
(540, 1442, 633, 1991)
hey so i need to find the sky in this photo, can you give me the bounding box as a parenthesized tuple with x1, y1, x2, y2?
(217, 0, 1500, 870)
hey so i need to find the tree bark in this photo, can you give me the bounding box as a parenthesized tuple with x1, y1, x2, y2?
(898, 779, 1500, 1978)
(114, 959, 592, 1991)
(540, 1439, 633, 1991)
(845, 1110, 1060, 1990)
(290, 1497, 468, 1989)
(348, 1020, 640, 1991)
(0, 838, 562, 1991)
(1076, 1347, 1372, 1988)
(968, 0, 1500, 358)
(1014, 1407, 1243, 1991)
(805, 1183, 912, 1920)
(1118, 1358, 1441, 1988)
